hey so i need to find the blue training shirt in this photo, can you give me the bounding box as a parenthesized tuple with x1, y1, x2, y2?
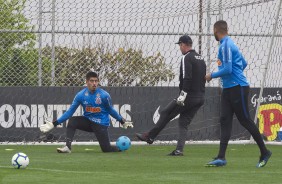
(57, 87, 122, 126)
(211, 36, 249, 88)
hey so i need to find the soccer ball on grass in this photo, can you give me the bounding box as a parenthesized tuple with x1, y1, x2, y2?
(11, 152, 29, 169)
(116, 136, 131, 151)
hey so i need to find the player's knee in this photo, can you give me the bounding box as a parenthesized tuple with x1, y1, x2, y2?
(100, 145, 115, 152)
(101, 149, 111, 153)
(238, 118, 254, 127)
(67, 118, 77, 129)
(178, 116, 192, 129)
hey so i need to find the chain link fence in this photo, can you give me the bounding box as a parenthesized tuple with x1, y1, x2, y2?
(0, 0, 281, 87)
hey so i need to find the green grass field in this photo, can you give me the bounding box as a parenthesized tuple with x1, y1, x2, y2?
(0, 144, 281, 184)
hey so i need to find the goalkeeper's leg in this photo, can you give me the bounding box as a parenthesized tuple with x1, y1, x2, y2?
(90, 123, 119, 152)
(64, 116, 96, 151)
(63, 116, 118, 152)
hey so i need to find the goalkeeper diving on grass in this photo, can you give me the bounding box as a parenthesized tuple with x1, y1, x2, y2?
(40, 71, 133, 153)
(136, 35, 206, 156)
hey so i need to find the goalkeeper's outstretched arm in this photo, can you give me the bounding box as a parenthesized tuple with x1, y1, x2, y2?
(103, 94, 133, 129)
(40, 95, 80, 133)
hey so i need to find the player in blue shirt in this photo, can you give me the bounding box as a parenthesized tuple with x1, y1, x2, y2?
(40, 71, 133, 153)
(205, 20, 271, 168)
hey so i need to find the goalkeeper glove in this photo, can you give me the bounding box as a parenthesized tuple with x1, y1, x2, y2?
(40, 119, 57, 133)
(176, 90, 187, 106)
(120, 118, 134, 129)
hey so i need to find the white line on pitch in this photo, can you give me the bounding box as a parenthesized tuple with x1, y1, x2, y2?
(1, 165, 281, 174)
(0, 166, 110, 174)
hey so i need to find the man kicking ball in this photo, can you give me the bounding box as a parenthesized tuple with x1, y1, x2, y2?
(136, 35, 206, 156)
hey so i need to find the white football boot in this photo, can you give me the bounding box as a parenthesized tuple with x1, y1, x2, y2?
(57, 146, 71, 153)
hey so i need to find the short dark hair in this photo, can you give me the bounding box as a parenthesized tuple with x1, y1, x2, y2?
(86, 71, 99, 80)
(214, 20, 228, 33)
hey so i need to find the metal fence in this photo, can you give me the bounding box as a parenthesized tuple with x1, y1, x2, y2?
(0, 0, 281, 87)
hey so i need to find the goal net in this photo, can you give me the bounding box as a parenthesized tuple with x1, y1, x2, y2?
(0, 0, 281, 144)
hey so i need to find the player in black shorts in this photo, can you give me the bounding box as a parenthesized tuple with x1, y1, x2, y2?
(205, 20, 271, 167)
(136, 35, 206, 156)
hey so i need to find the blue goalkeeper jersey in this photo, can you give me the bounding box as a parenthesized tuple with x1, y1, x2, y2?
(211, 36, 249, 88)
(57, 87, 122, 126)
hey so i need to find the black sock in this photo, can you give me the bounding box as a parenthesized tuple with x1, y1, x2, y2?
(66, 138, 72, 150)
(217, 142, 228, 159)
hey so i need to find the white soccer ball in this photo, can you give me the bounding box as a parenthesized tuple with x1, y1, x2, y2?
(11, 152, 29, 169)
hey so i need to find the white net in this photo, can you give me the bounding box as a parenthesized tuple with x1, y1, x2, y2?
(0, 0, 281, 143)
(0, 0, 281, 87)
